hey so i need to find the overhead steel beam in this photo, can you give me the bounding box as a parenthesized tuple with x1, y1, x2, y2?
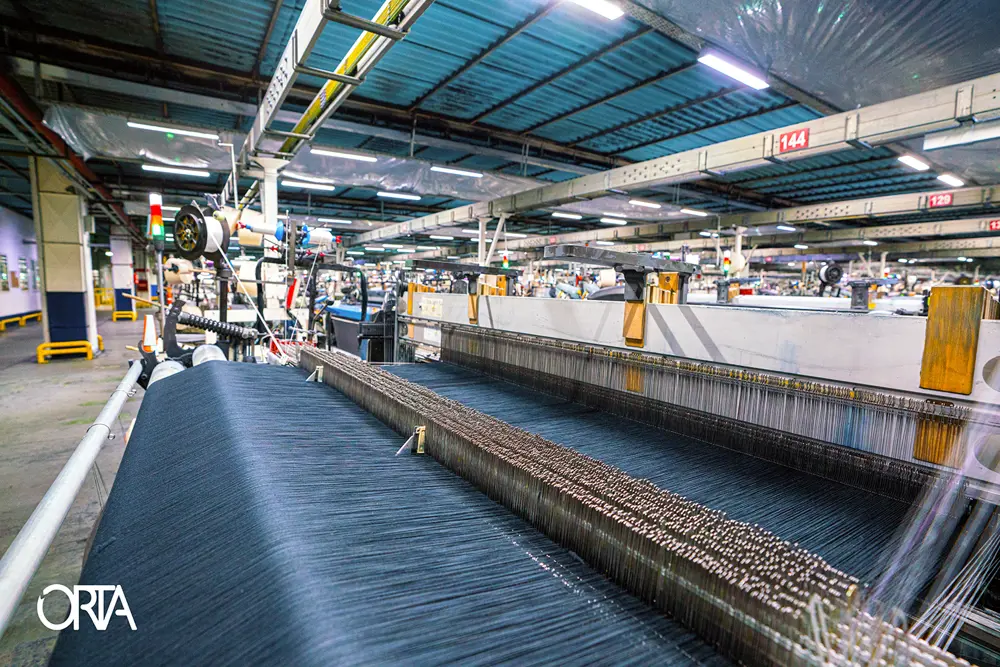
(605, 100, 799, 155)
(469, 27, 654, 124)
(350, 71, 1000, 246)
(522, 62, 698, 134)
(568, 85, 741, 147)
(407, 2, 559, 111)
(252, 0, 287, 80)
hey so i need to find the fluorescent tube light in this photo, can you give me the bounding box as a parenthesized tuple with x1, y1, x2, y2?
(680, 208, 710, 217)
(595, 240, 615, 246)
(310, 148, 377, 162)
(429, 235, 454, 240)
(416, 246, 439, 250)
(936, 174, 965, 187)
(460, 229, 480, 234)
(794, 244, 809, 249)
(897, 155, 930, 171)
(600, 217, 628, 225)
(787, 262, 798, 267)
(317, 218, 353, 225)
(628, 199, 661, 209)
(776, 225, 797, 232)
(552, 212, 583, 220)
(448, 255, 460, 259)
(377, 191, 421, 201)
(142, 165, 211, 178)
(364, 246, 386, 252)
(105, 251, 113, 257)
(382, 243, 403, 248)
(281, 180, 336, 191)
(128, 121, 219, 140)
(396, 249, 416, 254)
(958, 256, 968, 262)
(862, 240, 879, 246)
(569, 0, 624, 20)
(430, 166, 484, 178)
(505, 232, 527, 238)
(346, 251, 365, 256)
(697, 52, 769, 90)
(924, 120, 1000, 151)
(699, 231, 712, 237)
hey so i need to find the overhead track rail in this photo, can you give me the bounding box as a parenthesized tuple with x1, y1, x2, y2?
(351, 71, 1000, 246)
(222, 0, 435, 207)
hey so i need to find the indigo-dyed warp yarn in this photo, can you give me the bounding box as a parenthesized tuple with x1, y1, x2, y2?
(49, 362, 729, 666)
(388, 362, 912, 584)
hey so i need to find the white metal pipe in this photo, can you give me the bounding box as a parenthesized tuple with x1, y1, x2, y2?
(0, 361, 143, 639)
(477, 217, 488, 266)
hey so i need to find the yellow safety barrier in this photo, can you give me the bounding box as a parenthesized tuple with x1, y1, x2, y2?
(0, 317, 19, 332)
(19, 312, 41, 325)
(112, 311, 137, 322)
(94, 287, 114, 307)
(37, 341, 93, 364)
(97, 334, 104, 352)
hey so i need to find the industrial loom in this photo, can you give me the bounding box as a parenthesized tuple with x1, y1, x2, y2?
(11, 246, 1000, 665)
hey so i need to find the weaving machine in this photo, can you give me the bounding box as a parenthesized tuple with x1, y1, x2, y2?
(13, 245, 1000, 665)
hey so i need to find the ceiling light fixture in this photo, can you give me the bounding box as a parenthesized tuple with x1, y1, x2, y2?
(552, 211, 583, 220)
(697, 52, 769, 90)
(776, 224, 797, 232)
(699, 231, 712, 237)
(862, 240, 879, 246)
(310, 148, 377, 162)
(958, 256, 968, 262)
(600, 217, 628, 225)
(680, 208, 710, 217)
(568, 0, 624, 20)
(415, 245, 439, 251)
(128, 121, 219, 140)
(897, 155, 930, 171)
(460, 229, 480, 234)
(281, 180, 336, 191)
(602, 212, 627, 218)
(142, 165, 211, 178)
(377, 191, 421, 201)
(595, 240, 615, 246)
(346, 250, 365, 256)
(628, 199, 661, 209)
(317, 218, 353, 225)
(505, 232, 527, 238)
(924, 120, 1000, 151)
(429, 235, 454, 240)
(937, 174, 965, 187)
(447, 255, 460, 259)
(794, 244, 809, 249)
(430, 166, 484, 178)
(382, 243, 404, 248)
(364, 246, 386, 252)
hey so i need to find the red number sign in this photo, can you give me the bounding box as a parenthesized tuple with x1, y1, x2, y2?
(989, 220, 1000, 231)
(929, 193, 953, 208)
(778, 128, 810, 153)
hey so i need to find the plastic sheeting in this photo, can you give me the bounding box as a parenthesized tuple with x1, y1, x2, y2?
(42, 105, 542, 202)
(44, 105, 240, 170)
(637, 0, 1000, 183)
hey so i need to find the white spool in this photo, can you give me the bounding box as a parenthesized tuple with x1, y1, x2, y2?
(148, 360, 186, 386)
(192, 345, 227, 366)
(597, 268, 617, 288)
(203, 216, 226, 254)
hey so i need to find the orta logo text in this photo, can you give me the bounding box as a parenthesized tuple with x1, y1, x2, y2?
(37, 585, 137, 631)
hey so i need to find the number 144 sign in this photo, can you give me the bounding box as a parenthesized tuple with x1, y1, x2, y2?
(778, 128, 810, 153)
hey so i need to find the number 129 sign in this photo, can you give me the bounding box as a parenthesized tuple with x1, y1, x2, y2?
(778, 128, 810, 153)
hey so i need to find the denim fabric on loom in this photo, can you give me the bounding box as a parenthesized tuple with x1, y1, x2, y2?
(49, 362, 730, 666)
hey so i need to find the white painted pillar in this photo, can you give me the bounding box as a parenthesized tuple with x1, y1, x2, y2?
(110, 228, 135, 314)
(30, 157, 98, 350)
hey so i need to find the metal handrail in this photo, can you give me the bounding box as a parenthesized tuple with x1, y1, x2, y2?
(0, 361, 143, 638)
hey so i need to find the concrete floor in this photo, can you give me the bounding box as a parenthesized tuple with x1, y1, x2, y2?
(0, 312, 147, 665)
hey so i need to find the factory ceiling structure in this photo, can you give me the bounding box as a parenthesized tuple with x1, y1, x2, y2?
(1, 0, 1000, 266)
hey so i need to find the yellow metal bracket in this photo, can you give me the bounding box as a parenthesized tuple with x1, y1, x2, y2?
(112, 311, 137, 322)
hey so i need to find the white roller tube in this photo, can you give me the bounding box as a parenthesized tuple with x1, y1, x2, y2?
(0, 361, 143, 639)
